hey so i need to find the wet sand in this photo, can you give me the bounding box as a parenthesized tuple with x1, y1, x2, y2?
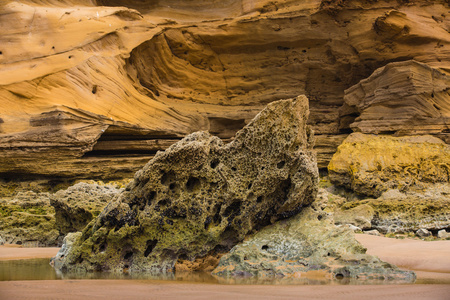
(0, 280, 449, 300)
(355, 234, 450, 273)
(0, 245, 60, 261)
(1, 236, 449, 300)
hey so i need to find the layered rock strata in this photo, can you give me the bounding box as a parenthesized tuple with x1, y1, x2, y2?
(52, 96, 318, 273)
(340, 60, 450, 143)
(323, 186, 450, 235)
(1, 0, 449, 179)
(212, 207, 415, 282)
(328, 133, 450, 197)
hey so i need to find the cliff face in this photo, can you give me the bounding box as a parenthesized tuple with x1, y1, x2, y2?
(1, 0, 449, 179)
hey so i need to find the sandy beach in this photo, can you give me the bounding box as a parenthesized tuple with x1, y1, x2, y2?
(0, 235, 449, 300)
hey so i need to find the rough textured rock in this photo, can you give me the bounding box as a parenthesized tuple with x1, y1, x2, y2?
(333, 204, 374, 230)
(328, 133, 450, 197)
(0, 191, 59, 246)
(341, 60, 450, 143)
(212, 207, 415, 282)
(1, 0, 449, 180)
(0, 235, 4, 245)
(52, 96, 318, 273)
(437, 229, 450, 239)
(415, 228, 431, 238)
(369, 186, 450, 234)
(50, 183, 123, 235)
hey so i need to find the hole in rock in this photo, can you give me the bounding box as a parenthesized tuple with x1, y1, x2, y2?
(261, 245, 269, 251)
(186, 177, 201, 192)
(210, 160, 219, 169)
(169, 183, 176, 190)
(224, 200, 242, 217)
(247, 182, 252, 189)
(158, 199, 169, 207)
(335, 273, 344, 280)
(146, 191, 156, 205)
(256, 196, 263, 203)
(317, 215, 323, 221)
(99, 243, 107, 252)
(92, 85, 98, 94)
(123, 251, 133, 260)
(204, 216, 212, 229)
(0, 51, 3, 55)
(277, 161, 286, 169)
(144, 240, 158, 257)
(68, 55, 73, 59)
(231, 166, 237, 172)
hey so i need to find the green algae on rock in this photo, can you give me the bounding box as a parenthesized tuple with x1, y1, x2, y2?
(212, 207, 415, 282)
(52, 96, 319, 273)
(50, 183, 123, 235)
(0, 191, 59, 247)
(328, 133, 450, 197)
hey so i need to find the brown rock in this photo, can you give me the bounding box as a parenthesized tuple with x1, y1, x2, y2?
(341, 60, 450, 141)
(1, 0, 449, 179)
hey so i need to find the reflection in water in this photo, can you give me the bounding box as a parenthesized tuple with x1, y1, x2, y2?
(1, 259, 449, 285)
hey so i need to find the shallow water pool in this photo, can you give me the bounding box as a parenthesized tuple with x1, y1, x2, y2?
(1, 259, 449, 285)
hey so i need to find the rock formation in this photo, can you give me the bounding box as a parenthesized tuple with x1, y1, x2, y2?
(50, 183, 123, 235)
(340, 60, 450, 143)
(212, 207, 415, 282)
(323, 186, 450, 235)
(328, 133, 450, 197)
(52, 96, 319, 273)
(1, 0, 449, 181)
(0, 191, 59, 246)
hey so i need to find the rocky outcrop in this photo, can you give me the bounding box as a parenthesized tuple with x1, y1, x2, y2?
(52, 96, 318, 273)
(0, 191, 59, 246)
(319, 184, 450, 236)
(328, 133, 450, 197)
(369, 186, 450, 234)
(50, 183, 123, 235)
(212, 207, 415, 282)
(340, 60, 450, 143)
(1, 0, 449, 180)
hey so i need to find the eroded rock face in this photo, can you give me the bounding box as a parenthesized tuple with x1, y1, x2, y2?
(50, 183, 123, 235)
(212, 207, 415, 282)
(1, 0, 449, 179)
(328, 133, 450, 197)
(340, 61, 450, 143)
(53, 96, 318, 273)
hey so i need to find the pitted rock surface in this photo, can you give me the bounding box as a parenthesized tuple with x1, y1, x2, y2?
(50, 183, 123, 235)
(53, 96, 318, 273)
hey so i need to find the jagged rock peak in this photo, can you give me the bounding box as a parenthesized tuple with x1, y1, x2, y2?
(53, 95, 319, 273)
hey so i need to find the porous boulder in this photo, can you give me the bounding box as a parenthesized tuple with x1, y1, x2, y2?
(50, 183, 123, 235)
(212, 207, 415, 282)
(328, 133, 450, 197)
(53, 96, 318, 273)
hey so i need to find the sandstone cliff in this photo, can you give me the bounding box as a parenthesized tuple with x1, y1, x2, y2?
(1, 0, 449, 180)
